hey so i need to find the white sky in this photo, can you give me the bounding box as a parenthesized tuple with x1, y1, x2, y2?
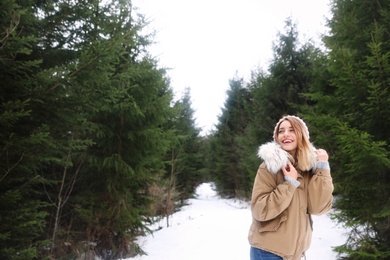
(127, 182, 347, 260)
(133, 0, 332, 135)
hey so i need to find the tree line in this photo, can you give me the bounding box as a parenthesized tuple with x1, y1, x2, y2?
(0, 0, 389, 259)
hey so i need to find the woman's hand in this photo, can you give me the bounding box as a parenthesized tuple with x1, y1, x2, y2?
(315, 149, 329, 162)
(282, 162, 298, 180)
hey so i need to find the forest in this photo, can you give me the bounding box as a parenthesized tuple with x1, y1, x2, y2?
(0, 0, 389, 259)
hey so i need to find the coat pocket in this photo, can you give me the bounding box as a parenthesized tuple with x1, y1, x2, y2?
(258, 211, 288, 233)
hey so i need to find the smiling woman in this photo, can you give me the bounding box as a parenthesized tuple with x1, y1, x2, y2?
(249, 115, 334, 259)
(133, 0, 331, 135)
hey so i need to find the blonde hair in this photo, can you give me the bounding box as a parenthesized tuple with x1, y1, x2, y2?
(273, 115, 316, 171)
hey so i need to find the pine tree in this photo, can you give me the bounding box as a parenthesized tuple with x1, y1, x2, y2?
(1, 0, 176, 258)
(211, 78, 253, 197)
(151, 88, 205, 227)
(248, 18, 320, 143)
(238, 19, 322, 190)
(169, 88, 203, 200)
(0, 0, 62, 258)
(50, 1, 175, 257)
(304, 0, 390, 258)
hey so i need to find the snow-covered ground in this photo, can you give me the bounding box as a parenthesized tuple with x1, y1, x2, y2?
(127, 183, 347, 260)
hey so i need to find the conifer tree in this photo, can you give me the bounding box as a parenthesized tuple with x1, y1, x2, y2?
(303, 0, 390, 258)
(211, 78, 253, 197)
(42, 0, 175, 257)
(147, 88, 204, 228)
(0, 0, 64, 258)
(249, 19, 318, 128)
(242, 20, 321, 187)
(0, 0, 176, 258)
(169, 88, 203, 200)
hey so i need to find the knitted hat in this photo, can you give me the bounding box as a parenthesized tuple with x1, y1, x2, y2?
(273, 115, 310, 141)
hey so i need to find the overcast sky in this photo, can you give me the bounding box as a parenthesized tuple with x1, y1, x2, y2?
(133, 0, 331, 135)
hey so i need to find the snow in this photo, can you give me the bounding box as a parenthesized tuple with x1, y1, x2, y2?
(127, 183, 347, 260)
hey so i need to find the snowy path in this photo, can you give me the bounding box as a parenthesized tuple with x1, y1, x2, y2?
(127, 183, 346, 260)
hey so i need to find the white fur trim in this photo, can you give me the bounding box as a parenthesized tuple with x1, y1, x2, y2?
(257, 142, 289, 174)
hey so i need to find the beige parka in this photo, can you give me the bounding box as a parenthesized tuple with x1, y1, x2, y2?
(248, 142, 334, 260)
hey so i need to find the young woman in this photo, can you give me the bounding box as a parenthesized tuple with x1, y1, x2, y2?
(248, 115, 334, 260)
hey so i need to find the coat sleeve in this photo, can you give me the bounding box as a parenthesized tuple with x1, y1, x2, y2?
(251, 163, 298, 222)
(307, 162, 334, 215)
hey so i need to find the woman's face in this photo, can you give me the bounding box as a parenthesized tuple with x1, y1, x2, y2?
(277, 120, 298, 153)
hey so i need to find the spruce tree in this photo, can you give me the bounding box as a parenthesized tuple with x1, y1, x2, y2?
(0, 0, 176, 258)
(304, 0, 390, 258)
(248, 19, 320, 143)
(241, 20, 322, 188)
(169, 88, 203, 200)
(211, 78, 253, 197)
(0, 0, 63, 258)
(46, 1, 175, 257)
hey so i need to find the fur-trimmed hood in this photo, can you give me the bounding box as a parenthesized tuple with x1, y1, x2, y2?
(257, 141, 317, 174)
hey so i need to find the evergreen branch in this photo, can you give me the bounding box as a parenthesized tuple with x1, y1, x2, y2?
(47, 28, 139, 92)
(0, 8, 20, 45)
(0, 133, 24, 183)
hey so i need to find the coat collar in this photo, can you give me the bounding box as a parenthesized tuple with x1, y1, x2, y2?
(257, 141, 317, 174)
(257, 141, 289, 174)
